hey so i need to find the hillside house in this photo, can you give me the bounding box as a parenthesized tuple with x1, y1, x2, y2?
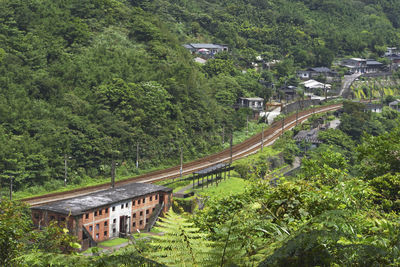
(389, 100, 400, 111)
(385, 47, 398, 56)
(183, 43, 228, 56)
(235, 97, 264, 111)
(31, 183, 172, 249)
(301, 79, 331, 91)
(296, 67, 337, 80)
(235, 97, 264, 119)
(341, 58, 383, 74)
(363, 103, 383, 113)
(293, 128, 322, 150)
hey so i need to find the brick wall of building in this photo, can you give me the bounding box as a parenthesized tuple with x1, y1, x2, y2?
(82, 206, 110, 242)
(131, 192, 160, 232)
(31, 189, 173, 248)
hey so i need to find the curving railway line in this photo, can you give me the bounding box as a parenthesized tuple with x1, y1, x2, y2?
(23, 103, 342, 207)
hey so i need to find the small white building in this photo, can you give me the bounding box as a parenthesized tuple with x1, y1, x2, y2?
(183, 43, 229, 55)
(301, 79, 331, 90)
(389, 100, 400, 111)
(296, 67, 336, 80)
(236, 97, 264, 111)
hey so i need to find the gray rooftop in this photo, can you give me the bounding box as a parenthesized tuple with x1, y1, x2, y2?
(293, 129, 322, 143)
(188, 43, 225, 49)
(366, 60, 383, 65)
(32, 183, 172, 216)
(309, 67, 331, 73)
(239, 97, 264, 101)
(194, 163, 228, 175)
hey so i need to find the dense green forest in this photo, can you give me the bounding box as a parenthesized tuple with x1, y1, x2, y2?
(1, 0, 400, 193)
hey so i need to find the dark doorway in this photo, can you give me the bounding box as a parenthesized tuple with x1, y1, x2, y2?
(119, 216, 126, 235)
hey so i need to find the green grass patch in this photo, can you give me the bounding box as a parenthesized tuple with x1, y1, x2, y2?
(98, 238, 128, 247)
(132, 232, 151, 239)
(223, 121, 268, 149)
(193, 177, 249, 198)
(155, 175, 193, 192)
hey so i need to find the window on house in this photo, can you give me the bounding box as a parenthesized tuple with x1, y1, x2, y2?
(143, 198, 146, 204)
(34, 213, 39, 219)
(133, 213, 136, 218)
(140, 211, 143, 216)
(146, 218, 149, 223)
(125, 203, 128, 208)
(132, 200, 135, 206)
(133, 222, 136, 227)
(96, 233, 99, 239)
(155, 195, 158, 200)
(99, 210, 102, 215)
(104, 221, 108, 227)
(150, 196, 152, 201)
(113, 219, 116, 224)
(121, 204, 124, 209)
(104, 231, 107, 237)
(85, 213, 89, 219)
(94, 211, 97, 216)
(139, 220, 143, 225)
(105, 208, 108, 213)
(153, 208, 155, 212)
(146, 209, 149, 215)
(138, 199, 141, 204)
(96, 224, 99, 230)
(89, 226, 93, 232)
(113, 228, 116, 233)
(112, 206, 115, 211)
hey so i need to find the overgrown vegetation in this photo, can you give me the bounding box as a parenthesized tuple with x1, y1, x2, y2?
(2, 0, 400, 196)
(2, 0, 400, 265)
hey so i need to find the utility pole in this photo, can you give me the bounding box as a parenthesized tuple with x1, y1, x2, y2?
(136, 142, 139, 169)
(180, 147, 183, 179)
(64, 154, 68, 187)
(111, 160, 116, 188)
(222, 126, 225, 144)
(246, 115, 249, 137)
(324, 72, 328, 101)
(9, 176, 13, 201)
(229, 134, 233, 179)
(370, 79, 375, 103)
(261, 124, 264, 152)
(229, 134, 233, 164)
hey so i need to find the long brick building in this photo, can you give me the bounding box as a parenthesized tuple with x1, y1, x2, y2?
(31, 183, 172, 249)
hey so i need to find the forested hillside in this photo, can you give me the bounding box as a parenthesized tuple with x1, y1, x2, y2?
(0, 0, 229, 192)
(139, 0, 400, 66)
(1, 0, 400, 193)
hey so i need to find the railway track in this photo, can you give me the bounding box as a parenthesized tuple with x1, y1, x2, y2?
(23, 103, 342, 206)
